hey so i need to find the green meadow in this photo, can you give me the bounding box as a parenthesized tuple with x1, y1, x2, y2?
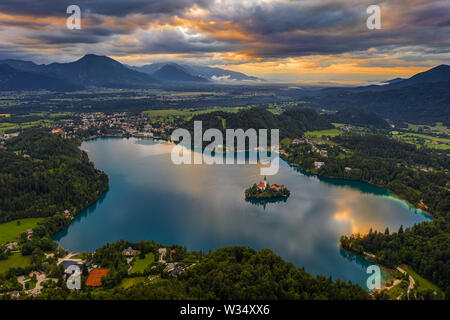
(142, 106, 246, 121)
(305, 128, 341, 144)
(130, 253, 155, 274)
(0, 253, 32, 274)
(117, 277, 148, 289)
(391, 131, 450, 150)
(0, 218, 45, 245)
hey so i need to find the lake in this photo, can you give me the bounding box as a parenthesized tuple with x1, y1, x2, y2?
(54, 137, 430, 289)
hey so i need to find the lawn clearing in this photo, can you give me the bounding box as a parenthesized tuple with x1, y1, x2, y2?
(117, 277, 147, 289)
(142, 107, 245, 120)
(388, 280, 407, 300)
(130, 253, 155, 274)
(305, 128, 340, 144)
(391, 131, 450, 150)
(0, 218, 46, 245)
(0, 253, 31, 274)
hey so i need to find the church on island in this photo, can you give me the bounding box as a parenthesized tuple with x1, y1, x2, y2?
(245, 176, 290, 203)
(257, 176, 285, 192)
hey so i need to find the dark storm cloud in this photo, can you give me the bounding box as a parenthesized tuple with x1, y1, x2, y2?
(111, 28, 233, 56)
(31, 28, 127, 45)
(210, 1, 366, 34)
(204, 0, 450, 58)
(406, 0, 450, 27)
(0, 0, 208, 17)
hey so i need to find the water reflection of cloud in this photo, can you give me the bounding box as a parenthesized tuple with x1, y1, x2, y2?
(68, 138, 430, 283)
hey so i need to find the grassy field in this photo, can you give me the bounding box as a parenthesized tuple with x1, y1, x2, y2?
(388, 280, 408, 300)
(0, 218, 46, 245)
(0, 253, 31, 274)
(117, 277, 148, 289)
(403, 265, 443, 296)
(0, 119, 53, 134)
(391, 131, 450, 150)
(407, 122, 448, 135)
(130, 253, 155, 274)
(305, 128, 341, 144)
(142, 107, 246, 123)
(143, 107, 244, 118)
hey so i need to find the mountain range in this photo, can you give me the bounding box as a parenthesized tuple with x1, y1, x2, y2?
(129, 62, 260, 82)
(0, 64, 83, 91)
(149, 63, 209, 83)
(315, 65, 450, 125)
(0, 55, 260, 91)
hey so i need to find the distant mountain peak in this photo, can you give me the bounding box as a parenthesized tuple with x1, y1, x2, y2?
(152, 63, 209, 82)
(384, 77, 405, 84)
(74, 54, 122, 66)
(432, 64, 450, 70)
(129, 62, 261, 82)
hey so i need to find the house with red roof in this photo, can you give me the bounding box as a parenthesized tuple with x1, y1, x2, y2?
(257, 176, 268, 190)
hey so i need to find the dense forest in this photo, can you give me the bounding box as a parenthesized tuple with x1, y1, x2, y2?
(333, 134, 449, 169)
(183, 107, 333, 139)
(34, 244, 368, 300)
(325, 107, 390, 129)
(0, 129, 109, 222)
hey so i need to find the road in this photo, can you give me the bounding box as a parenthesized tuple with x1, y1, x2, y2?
(396, 266, 415, 299)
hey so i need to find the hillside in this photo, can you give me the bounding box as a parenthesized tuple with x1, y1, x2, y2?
(151, 63, 208, 82)
(44, 54, 158, 88)
(0, 129, 108, 222)
(315, 65, 450, 125)
(0, 55, 158, 90)
(316, 81, 450, 125)
(182, 107, 332, 139)
(131, 62, 260, 82)
(326, 107, 390, 129)
(0, 64, 82, 91)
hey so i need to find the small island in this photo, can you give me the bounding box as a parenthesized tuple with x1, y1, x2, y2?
(245, 176, 290, 204)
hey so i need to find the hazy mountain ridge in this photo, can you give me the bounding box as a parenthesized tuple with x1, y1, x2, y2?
(150, 63, 209, 82)
(0, 54, 158, 90)
(316, 65, 450, 125)
(130, 62, 261, 82)
(0, 64, 83, 91)
(0, 55, 261, 90)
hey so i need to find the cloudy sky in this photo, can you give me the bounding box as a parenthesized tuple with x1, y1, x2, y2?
(0, 0, 449, 84)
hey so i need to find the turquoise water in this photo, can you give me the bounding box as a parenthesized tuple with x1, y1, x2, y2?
(54, 137, 430, 289)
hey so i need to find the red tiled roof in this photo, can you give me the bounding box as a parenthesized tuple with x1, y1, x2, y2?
(85, 269, 109, 287)
(257, 183, 265, 187)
